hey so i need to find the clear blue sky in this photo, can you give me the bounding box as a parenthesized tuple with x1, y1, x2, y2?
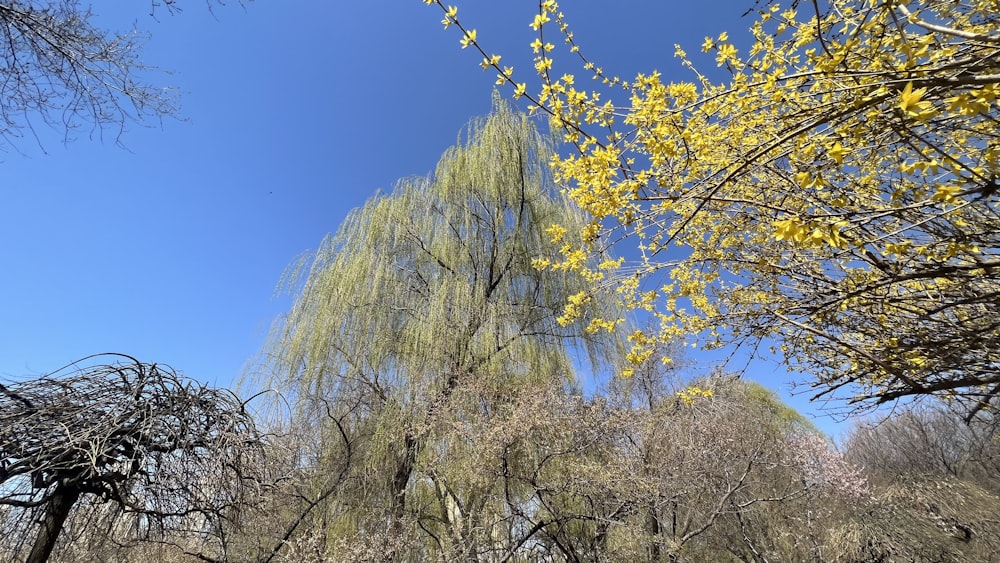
(0, 1, 845, 433)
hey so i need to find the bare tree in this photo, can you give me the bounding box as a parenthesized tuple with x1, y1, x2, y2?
(0, 353, 265, 563)
(845, 403, 1000, 494)
(0, 1, 243, 152)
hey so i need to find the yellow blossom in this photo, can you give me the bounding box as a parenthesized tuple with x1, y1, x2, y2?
(899, 81, 936, 120)
(545, 223, 567, 243)
(827, 141, 849, 164)
(529, 13, 550, 30)
(459, 28, 477, 48)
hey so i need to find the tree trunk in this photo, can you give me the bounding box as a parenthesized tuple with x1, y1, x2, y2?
(646, 501, 662, 560)
(27, 484, 81, 563)
(390, 432, 418, 520)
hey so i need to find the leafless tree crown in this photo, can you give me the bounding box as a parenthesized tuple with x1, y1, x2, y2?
(0, 353, 265, 562)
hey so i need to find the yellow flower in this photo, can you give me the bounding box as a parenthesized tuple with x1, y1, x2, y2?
(885, 241, 911, 257)
(535, 57, 553, 73)
(716, 43, 738, 66)
(676, 386, 714, 405)
(773, 217, 806, 243)
(899, 82, 936, 120)
(479, 54, 501, 71)
(545, 223, 567, 243)
(531, 257, 552, 270)
(931, 184, 962, 203)
(442, 4, 457, 27)
(459, 29, 477, 49)
(827, 142, 849, 164)
(445, 4, 457, 17)
(530, 13, 551, 30)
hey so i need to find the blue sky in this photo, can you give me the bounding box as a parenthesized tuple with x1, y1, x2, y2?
(0, 1, 845, 433)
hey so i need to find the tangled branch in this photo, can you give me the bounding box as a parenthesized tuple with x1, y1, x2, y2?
(0, 353, 265, 562)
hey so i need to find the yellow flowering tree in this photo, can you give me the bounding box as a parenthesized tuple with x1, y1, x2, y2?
(424, 0, 1000, 417)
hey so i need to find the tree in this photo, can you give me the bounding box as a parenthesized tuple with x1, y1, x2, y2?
(828, 475, 1000, 562)
(440, 367, 869, 562)
(250, 96, 622, 560)
(0, 354, 266, 563)
(845, 403, 1000, 494)
(603, 374, 868, 562)
(0, 1, 241, 152)
(840, 408, 1000, 561)
(424, 0, 1000, 417)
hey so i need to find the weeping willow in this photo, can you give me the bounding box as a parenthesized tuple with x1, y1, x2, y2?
(256, 96, 622, 560)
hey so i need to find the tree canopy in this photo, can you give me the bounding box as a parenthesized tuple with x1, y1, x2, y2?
(425, 0, 1000, 417)
(252, 97, 624, 560)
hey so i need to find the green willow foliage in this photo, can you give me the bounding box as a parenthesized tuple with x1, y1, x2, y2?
(257, 97, 622, 559)
(267, 96, 618, 403)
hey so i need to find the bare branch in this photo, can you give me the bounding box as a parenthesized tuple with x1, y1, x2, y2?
(0, 353, 266, 562)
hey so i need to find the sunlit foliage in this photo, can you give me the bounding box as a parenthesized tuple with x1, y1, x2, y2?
(425, 0, 1000, 416)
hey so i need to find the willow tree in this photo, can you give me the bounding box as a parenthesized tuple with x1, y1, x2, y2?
(425, 0, 1000, 417)
(255, 97, 621, 560)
